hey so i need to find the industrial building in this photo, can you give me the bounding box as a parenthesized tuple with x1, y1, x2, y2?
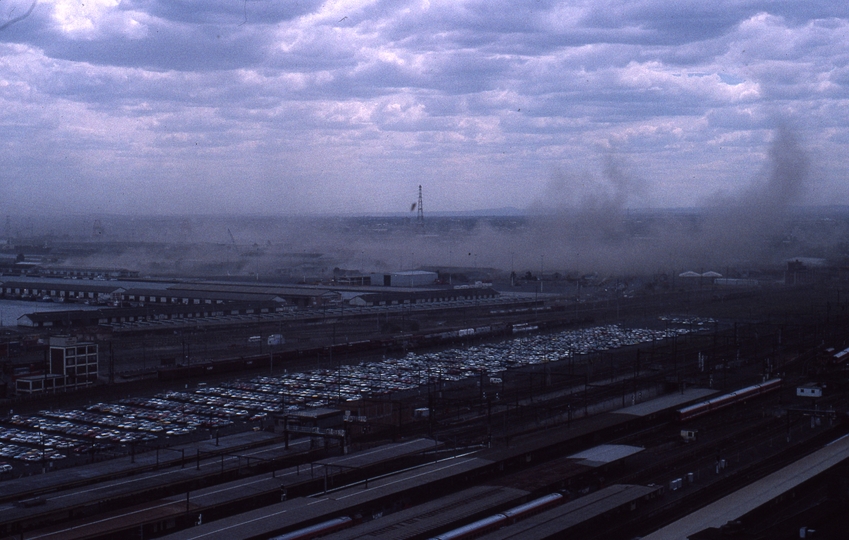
(14, 336, 98, 394)
(0, 280, 126, 304)
(369, 270, 438, 287)
(162, 283, 339, 308)
(121, 288, 286, 307)
(39, 267, 140, 279)
(0, 278, 341, 309)
(16, 301, 283, 328)
(347, 287, 498, 307)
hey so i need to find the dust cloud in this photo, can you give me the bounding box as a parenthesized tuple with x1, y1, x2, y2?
(5, 127, 845, 282)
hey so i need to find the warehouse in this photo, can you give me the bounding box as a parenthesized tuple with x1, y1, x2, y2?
(164, 283, 340, 307)
(121, 288, 287, 307)
(348, 287, 498, 307)
(17, 301, 284, 328)
(0, 279, 125, 304)
(369, 270, 438, 287)
(0, 277, 338, 308)
(39, 266, 140, 279)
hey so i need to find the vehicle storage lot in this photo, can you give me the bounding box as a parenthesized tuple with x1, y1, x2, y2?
(0, 319, 710, 477)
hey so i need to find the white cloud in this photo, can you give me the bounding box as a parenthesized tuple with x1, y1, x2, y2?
(0, 0, 847, 214)
(49, 0, 148, 39)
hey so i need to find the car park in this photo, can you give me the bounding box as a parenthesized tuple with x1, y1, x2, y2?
(0, 320, 707, 464)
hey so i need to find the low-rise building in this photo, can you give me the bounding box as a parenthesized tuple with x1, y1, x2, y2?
(348, 287, 498, 307)
(15, 336, 98, 395)
(0, 280, 125, 304)
(369, 271, 438, 287)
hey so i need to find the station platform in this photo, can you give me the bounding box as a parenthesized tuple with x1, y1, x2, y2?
(322, 485, 529, 540)
(567, 444, 643, 468)
(158, 455, 492, 540)
(642, 433, 849, 540)
(613, 387, 716, 417)
(479, 484, 661, 539)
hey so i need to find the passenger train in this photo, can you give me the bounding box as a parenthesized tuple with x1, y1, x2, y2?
(676, 378, 782, 422)
(268, 516, 354, 540)
(267, 493, 565, 540)
(427, 493, 564, 540)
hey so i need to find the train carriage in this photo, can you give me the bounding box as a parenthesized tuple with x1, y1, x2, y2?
(677, 379, 781, 422)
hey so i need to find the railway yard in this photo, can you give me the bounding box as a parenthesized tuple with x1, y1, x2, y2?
(1, 281, 849, 539)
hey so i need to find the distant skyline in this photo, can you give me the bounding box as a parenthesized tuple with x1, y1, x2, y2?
(1, 1, 848, 216)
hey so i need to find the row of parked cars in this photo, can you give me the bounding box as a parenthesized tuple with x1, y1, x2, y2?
(0, 425, 71, 463)
(7, 414, 157, 446)
(0, 319, 707, 468)
(96, 399, 239, 429)
(138, 322, 705, 413)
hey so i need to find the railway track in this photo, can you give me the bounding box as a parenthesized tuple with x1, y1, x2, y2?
(618, 424, 849, 540)
(4, 283, 844, 539)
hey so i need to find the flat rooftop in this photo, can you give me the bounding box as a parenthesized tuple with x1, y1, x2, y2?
(613, 387, 717, 417)
(567, 444, 644, 467)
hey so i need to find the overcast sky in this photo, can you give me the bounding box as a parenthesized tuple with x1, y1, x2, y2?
(1, 0, 847, 216)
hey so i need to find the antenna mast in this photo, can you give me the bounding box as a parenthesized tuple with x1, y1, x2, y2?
(416, 185, 424, 231)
